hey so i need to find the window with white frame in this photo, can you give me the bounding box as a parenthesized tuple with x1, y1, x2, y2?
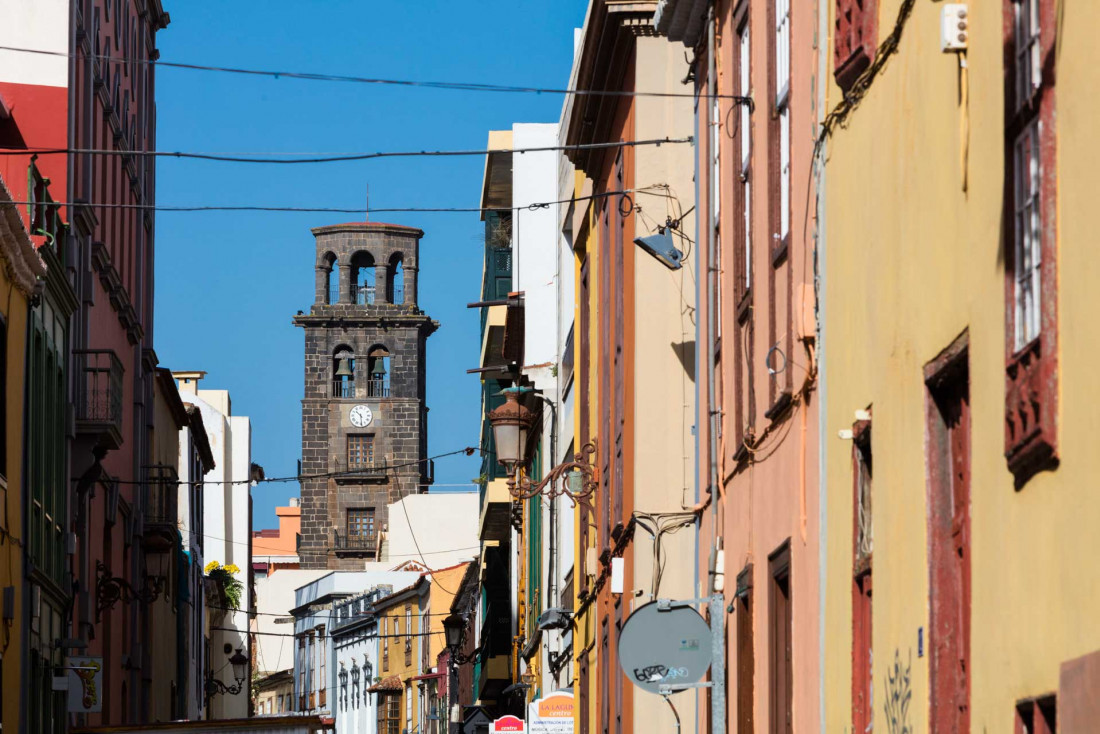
(776, 0, 792, 244)
(1013, 119, 1042, 349)
(739, 18, 752, 292)
(713, 93, 723, 343)
(1014, 0, 1041, 109)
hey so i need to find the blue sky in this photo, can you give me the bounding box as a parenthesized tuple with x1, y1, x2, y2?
(153, 1, 588, 529)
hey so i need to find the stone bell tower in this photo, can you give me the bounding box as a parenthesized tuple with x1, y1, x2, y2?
(294, 222, 438, 570)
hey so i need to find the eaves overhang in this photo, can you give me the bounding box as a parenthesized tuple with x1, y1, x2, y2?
(480, 130, 514, 219)
(564, 1, 660, 173)
(654, 0, 709, 46)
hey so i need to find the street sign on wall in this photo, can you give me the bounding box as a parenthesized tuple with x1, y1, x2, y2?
(617, 600, 713, 695)
(491, 714, 526, 733)
(528, 691, 574, 733)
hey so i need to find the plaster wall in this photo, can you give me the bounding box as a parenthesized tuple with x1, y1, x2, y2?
(0, 227, 30, 734)
(512, 123, 561, 379)
(821, 1, 1100, 732)
(176, 386, 254, 719)
(630, 33, 699, 733)
(384, 492, 478, 568)
(254, 570, 329, 676)
(688, 1, 825, 732)
(0, 0, 68, 87)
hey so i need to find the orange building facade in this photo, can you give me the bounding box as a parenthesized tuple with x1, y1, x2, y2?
(655, 0, 823, 731)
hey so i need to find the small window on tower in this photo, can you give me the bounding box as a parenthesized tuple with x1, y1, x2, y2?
(348, 435, 375, 469)
(346, 508, 376, 550)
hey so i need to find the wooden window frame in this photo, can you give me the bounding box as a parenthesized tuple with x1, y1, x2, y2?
(851, 417, 873, 734)
(346, 507, 376, 544)
(1002, 0, 1058, 487)
(1015, 694, 1056, 734)
(347, 433, 375, 468)
(834, 0, 878, 92)
(730, 2, 755, 461)
(768, 542, 792, 734)
(925, 332, 971, 734)
(735, 564, 755, 734)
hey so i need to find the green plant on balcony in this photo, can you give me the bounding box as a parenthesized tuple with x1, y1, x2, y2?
(205, 561, 243, 610)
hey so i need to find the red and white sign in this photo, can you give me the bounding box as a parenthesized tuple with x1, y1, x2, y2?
(491, 715, 526, 733)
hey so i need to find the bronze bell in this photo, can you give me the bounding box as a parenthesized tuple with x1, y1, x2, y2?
(371, 357, 387, 377)
(335, 356, 354, 377)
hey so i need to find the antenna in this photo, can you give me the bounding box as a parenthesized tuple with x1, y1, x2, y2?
(365, 183, 369, 222)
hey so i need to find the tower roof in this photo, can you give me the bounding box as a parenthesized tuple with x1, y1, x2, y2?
(311, 222, 424, 237)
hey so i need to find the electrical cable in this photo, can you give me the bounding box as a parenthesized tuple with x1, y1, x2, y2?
(0, 45, 754, 103)
(0, 137, 693, 164)
(396, 495, 457, 595)
(11, 188, 640, 216)
(78, 445, 479, 485)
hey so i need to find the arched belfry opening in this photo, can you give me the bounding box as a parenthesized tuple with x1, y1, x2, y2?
(350, 251, 376, 305)
(333, 346, 355, 398)
(321, 252, 338, 304)
(388, 253, 404, 305)
(366, 345, 391, 397)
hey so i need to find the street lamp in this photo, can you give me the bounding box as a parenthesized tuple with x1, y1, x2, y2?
(205, 648, 249, 701)
(487, 388, 599, 505)
(487, 389, 534, 477)
(443, 614, 464, 652)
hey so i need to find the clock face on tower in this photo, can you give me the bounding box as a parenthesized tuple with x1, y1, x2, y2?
(349, 405, 374, 428)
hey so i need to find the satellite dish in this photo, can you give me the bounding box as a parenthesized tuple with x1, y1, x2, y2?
(617, 600, 712, 695)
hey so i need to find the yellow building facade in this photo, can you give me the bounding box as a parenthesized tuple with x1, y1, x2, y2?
(0, 178, 45, 732)
(822, 0, 1100, 730)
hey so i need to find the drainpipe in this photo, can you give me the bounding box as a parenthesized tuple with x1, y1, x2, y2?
(706, 9, 729, 734)
(815, 0, 831, 729)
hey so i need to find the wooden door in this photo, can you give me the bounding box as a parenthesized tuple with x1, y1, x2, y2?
(928, 356, 971, 733)
(769, 547, 792, 734)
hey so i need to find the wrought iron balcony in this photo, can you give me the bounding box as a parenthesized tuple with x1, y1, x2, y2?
(144, 465, 179, 527)
(333, 458, 386, 484)
(330, 379, 390, 399)
(74, 349, 124, 449)
(332, 532, 378, 554)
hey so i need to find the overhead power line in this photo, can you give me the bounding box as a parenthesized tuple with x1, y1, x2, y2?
(77, 446, 481, 486)
(10, 187, 645, 216)
(0, 137, 693, 164)
(0, 45, 753, 104)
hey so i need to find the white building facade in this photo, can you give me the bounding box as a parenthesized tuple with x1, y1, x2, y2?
(510, 122, 578, 694)
(331, 586, 393, 734)
(175, 371, 259, 720)
(291, 571, 420, 718)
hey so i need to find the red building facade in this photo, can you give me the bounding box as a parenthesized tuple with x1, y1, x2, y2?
(66, 0, 169, 728)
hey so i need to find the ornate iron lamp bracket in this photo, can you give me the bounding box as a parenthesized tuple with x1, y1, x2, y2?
(204, 674, 245, 701)
(95, 560, 166, 621)
(507, 441, 599, 505)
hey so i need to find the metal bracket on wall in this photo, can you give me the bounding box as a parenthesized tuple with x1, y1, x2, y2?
(94, 560, 165, 621)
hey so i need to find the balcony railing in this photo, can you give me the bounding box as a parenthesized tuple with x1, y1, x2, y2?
(331, 379, 390, 399)
(74, 349, 124, 448)
(333, 458, 386, 484)
(353, 283, 375, 305)
(327, 283, 340, 305)
(333, 532, 378, 553)
(144, 465, 179, 526)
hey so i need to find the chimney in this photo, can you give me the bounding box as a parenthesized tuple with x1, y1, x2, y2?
(172, 370, 208, 395)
